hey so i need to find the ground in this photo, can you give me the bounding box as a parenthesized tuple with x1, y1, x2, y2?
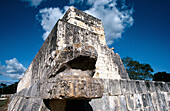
(0, 96, 10, 111)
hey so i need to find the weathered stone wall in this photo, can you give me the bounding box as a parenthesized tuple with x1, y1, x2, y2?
(8, 6, 170, 111)
(90, 79, 170, 111)
(17, 22, 58, 92)
(61, 6, 129, 80)
(9, 79, 170, 111)
(17, 6, 129, 92)
(8, 94, 50, 111)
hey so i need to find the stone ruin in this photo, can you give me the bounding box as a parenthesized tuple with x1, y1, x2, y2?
(8, 6, 170, 111)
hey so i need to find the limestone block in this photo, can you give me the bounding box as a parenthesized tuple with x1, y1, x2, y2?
(102, 94, 110, 111)
(102, 79, 109, 93)
(164, 82, 169, 92)
(145, 81, 156, 92)
(142, 94, 149, 108)
(108, 96, 120, 111)
(119, 95, 127, 111)
(125, 94, 135, 110)
(109, 79, 122, 96)
(143, 107, 149, 111)
(155, 92, 164, 111)
(146, 93, 153, 107)
(139, 81, 148, 94)
(136, 81, 143, 94)
(134, 94, 143, 109)
(150, 92, 158, 106)
(154, 81, 163, 92)
(90, 97, 103, 111)
(153, 105, 158, 111)
(148, 106, 154, 111)
(90, 94, 110, 111)
(128, 80, 137, 94)
(120, 79, 130, 95)
(160, 93, 168, 111)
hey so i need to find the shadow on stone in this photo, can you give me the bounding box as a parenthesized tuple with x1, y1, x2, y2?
(65, 100, 93, 111)
(43, 99, 93, 111)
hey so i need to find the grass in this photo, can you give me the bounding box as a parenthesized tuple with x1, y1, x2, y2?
(0, 99, 8, 107)
(0, 98, 9, 111)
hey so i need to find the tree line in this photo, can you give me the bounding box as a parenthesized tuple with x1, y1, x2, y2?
(122, 56, 170, 81)
(0, 82, 18, 94)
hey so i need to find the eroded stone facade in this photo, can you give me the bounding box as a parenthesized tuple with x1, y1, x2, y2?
(8, 6, 170, 111)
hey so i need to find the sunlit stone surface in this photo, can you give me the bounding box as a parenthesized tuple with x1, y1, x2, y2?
(8, 7, 170, 111)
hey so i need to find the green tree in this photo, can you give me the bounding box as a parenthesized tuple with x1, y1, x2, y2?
(0, 83, 7, 94)
(122, 56, 154, 80)
(153, 72, 170, 82)
(0, 82, 18, 94)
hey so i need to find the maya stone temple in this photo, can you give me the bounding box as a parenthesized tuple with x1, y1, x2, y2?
(8, 6, 170, 111)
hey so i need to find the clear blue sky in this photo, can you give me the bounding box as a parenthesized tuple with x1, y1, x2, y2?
(0, 0, 170, 84)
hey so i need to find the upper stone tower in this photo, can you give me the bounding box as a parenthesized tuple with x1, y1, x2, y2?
(57, 6, 129, 80)
(17, 6, 129, 93)
(62, 6, 106, 45)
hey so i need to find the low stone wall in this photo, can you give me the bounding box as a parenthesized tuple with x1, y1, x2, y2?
(8, 78, 170, 111)
(90, 79, 170, 111)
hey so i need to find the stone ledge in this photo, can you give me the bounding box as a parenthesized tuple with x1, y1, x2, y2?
(16, 76, 103, 100)
(40, 76, 103, 99)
